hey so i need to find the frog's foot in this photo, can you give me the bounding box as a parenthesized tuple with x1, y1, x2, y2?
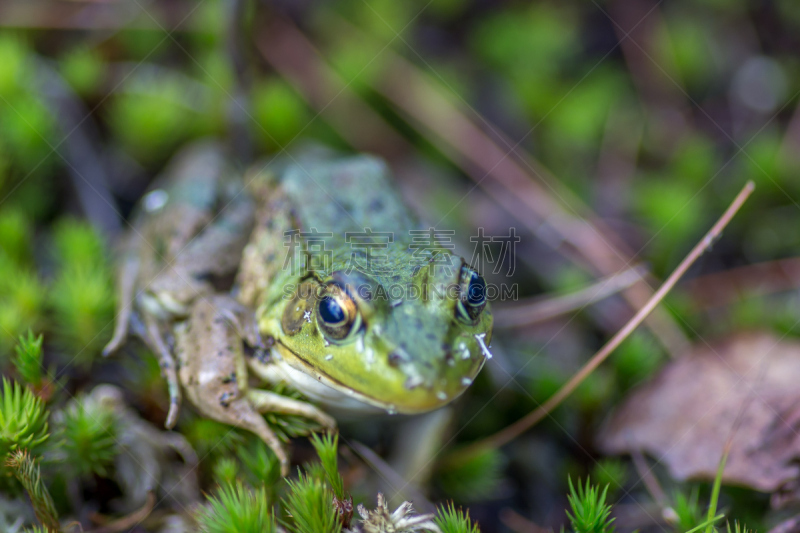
(176, 295, 290, 475)
(225, 397, 291, 476)
(143, 313, 182, 429)
(103, 245, 141, 357)
(247, 389, 337, 430)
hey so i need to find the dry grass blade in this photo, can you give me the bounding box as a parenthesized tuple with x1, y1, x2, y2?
(494, 265, 647, 328)
(452, 180, 755, 461)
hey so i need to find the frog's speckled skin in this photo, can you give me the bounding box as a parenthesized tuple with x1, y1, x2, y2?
(104, 142, 492, 475)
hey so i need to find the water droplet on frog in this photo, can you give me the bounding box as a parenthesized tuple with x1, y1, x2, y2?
(436, 391, 447, 401)
(355, 337, 364, 353)
(325, 354, 333, 360)
(461, 377, 472, 386)
(323, 339, 330, 347)
(143, 189, 169, 212)
(387, 405, 397, 415)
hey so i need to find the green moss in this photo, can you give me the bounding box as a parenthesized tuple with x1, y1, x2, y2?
(107, 71, 209, 164)
(198, 482, 276, 533)
(56, 395, 118, 477)
(0, 379, 49, 463)
(49, 266, 114, 362)
(0, 209, 32, 266)
(251, 79, 309, 151)
(0, 260, 46, 355)
(436, 503, 480, 533)
(282, 472, 341, 533)
(49, 220, 114, 361)
(60, 47, 106, 98)
(566, 478, 615, 533)
(12, 331, 44, 392)
(436, 447, 504, 502)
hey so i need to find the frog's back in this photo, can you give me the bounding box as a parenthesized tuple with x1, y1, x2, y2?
(278, 153, 418, 244)
(238, 151, 424, 308)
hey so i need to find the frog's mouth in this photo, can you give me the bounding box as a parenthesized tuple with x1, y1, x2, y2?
(273, 341, 397, 414)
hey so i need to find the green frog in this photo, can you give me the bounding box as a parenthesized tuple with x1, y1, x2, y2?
(104, 141, 493, 475)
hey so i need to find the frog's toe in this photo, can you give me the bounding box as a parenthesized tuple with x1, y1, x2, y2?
(164, 397, 181, 429)
(247, 389, 337, 430)
(227, 398, 290, 476)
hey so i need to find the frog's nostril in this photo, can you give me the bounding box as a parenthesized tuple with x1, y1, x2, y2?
(388, 348, 410, 368)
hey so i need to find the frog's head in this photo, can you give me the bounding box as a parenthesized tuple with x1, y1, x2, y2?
(262, 259, 492, 414)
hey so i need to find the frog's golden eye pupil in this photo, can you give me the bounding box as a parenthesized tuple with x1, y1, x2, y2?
(319, 295, 346, 325)
(316, 284, 360, 342)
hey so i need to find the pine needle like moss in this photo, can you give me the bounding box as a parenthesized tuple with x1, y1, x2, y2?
(436, 503, 480, 533)
(49, 266, 114, 362)
(283, 472, 341, 533)
(51, 219, 106, 272)
(0, 208, 32, 266)
(212, 456, 240, 487)
(12, 330, 44, 391)
(197, 482, 276, 533)
(310, 432, 345, 500)
(0, 379, 49, 462)
(185, 418, 246, 458)
(0, 259, 45, 354)
(667, 488, 703, 531)
(5, 450, 58, 532)
(566, 478, 615, 533)
(237, 439, 281, 488)
(57, 395, 117, 477)
(49, 220, 114, 361)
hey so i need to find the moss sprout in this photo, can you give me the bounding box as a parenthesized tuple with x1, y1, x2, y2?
(283, 471, 341, 533)
(5, 450, 58, 532)
(0, 379, 49, 462)
(11, 330, 45, 393)
(56, 394, 118, 477)
(566, 478, 615, 533)
(197, 482, 276, 533)
(436, 503, 480, 533)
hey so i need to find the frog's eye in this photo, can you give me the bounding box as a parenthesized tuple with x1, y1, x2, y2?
(457, 266, 486, 323)
(317, 283, 361, 341)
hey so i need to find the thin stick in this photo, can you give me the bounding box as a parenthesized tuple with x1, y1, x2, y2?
(631, 450, 667, 507)
(454, 181, 755, 459)
(495, 265, 647, 328)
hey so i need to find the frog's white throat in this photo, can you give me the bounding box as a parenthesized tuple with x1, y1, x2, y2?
(272, 342, 388, 415)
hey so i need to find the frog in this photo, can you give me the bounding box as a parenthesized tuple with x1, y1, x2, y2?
(103, 141, 493, 475)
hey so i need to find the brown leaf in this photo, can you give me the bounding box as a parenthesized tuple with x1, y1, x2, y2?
(597, 332, 800, 496)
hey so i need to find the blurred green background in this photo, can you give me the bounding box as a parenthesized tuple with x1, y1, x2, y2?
(0, 0, 799, 531)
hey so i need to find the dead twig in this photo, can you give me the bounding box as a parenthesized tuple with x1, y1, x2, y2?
(494, 265, 647, 328)
(449, 181, 755, 461)
(679, 257, 800, 310)
(87, 492, 156, 533)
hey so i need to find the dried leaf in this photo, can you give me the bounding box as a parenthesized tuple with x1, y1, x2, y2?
(598, 332, 800, 500)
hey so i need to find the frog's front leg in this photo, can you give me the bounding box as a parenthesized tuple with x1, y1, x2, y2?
(175, 295, 331, 476)
(142, 313, 182, 429)
(245, 358, 336, 428)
